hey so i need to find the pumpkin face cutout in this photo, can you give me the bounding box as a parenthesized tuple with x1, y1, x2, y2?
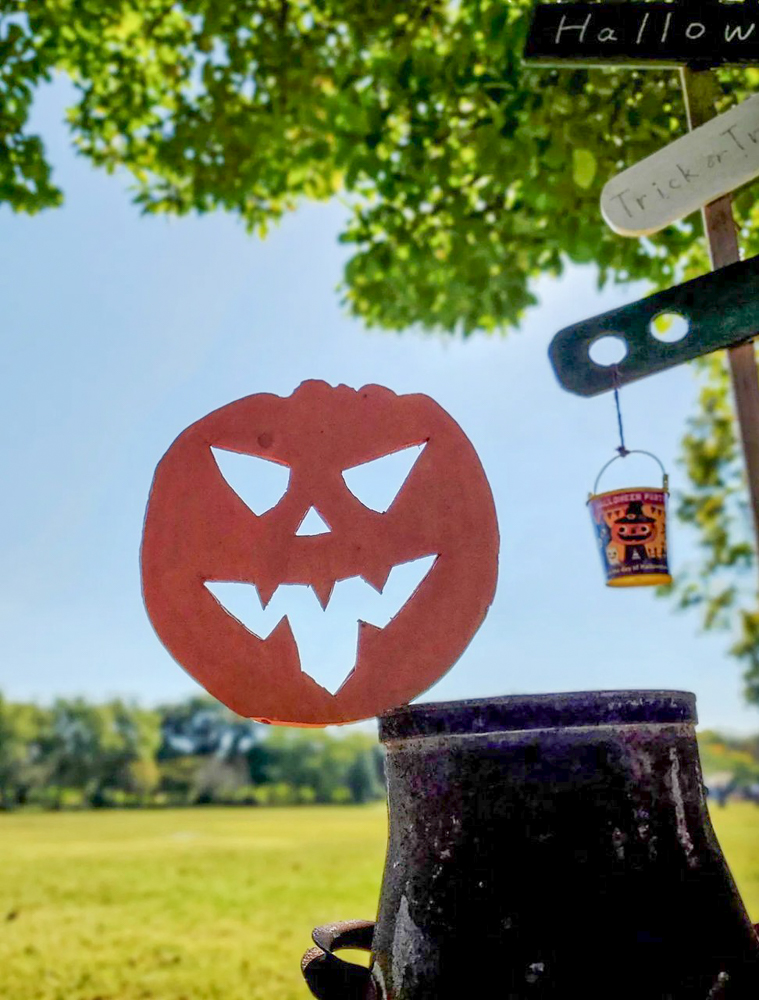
(141, 381, 499, 726)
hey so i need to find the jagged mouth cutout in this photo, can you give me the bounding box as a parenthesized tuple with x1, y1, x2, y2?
(205, 556, 436, 696)
(205, 442, 437, 696)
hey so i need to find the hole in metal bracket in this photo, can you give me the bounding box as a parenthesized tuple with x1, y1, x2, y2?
(589, 335, 628, 367)
(650, 312, 690, 345)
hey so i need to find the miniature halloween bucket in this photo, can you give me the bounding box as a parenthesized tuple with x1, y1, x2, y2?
(588, 450, 671, 587)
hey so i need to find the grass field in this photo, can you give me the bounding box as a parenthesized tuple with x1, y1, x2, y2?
(0, 802, 757, 1000)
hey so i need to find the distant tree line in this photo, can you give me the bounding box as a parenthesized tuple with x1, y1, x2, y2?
(698, 730, 759, 807)
(3, 691, 756, 812)
(699, 730, 759, 784)
(0, 694, 384, 810)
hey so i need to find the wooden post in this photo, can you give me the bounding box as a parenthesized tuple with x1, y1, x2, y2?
(680, 67, 759, 569)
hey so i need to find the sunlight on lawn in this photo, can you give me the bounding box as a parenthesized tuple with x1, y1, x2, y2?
(0, 806, 388, 1000)
(0, 802, 756, 1000)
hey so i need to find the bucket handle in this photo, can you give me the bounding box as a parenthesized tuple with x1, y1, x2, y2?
(301, 920, 377, 999)
(592, 450, 669, 498)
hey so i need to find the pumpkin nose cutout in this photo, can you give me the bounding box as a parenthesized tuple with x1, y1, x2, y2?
(296, 507, 331, 536)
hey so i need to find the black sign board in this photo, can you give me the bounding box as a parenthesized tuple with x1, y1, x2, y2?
(524, 2, 759, 67)
(549, 254, 759, 396)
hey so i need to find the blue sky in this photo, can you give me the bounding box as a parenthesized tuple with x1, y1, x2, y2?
(1, 78, 757, 733)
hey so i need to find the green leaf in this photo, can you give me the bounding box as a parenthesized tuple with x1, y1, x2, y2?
(572, 148, 597, 190)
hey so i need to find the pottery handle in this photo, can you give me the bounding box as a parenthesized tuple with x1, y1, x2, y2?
(301, 919, 377, 1000)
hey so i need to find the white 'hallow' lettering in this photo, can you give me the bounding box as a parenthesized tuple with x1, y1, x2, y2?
(636, 13, 650, 46)
(555, 13, 592, 45)
(685, 22, 706, 42)
(725, 23, 756, 44)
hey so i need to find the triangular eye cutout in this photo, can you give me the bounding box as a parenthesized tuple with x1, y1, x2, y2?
(342, 444, 425, 512)
(296, 507, 331, 536)
(211, 447, 289, 515)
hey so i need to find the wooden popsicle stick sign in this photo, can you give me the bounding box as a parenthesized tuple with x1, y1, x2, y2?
(602, 94, 759, 236)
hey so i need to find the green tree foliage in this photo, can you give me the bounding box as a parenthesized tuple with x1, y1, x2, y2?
(698, 729, 759, 790)
(43, 698, 161, 806)
(345, 741, 382, 804)
(0, 0, 714, 324)
(673, 351, 759, 706)
(157, 753, 207, 801)
(0, 695, 49, 807)
(5, 1, 759, 694)
(0, 5, 61, 210)
(264, 728, 382, 804)
(0, 693, 384, 809)
(122, 755, 160, 800)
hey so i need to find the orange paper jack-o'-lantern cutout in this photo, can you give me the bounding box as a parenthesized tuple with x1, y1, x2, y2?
(141, 381, 499, 726)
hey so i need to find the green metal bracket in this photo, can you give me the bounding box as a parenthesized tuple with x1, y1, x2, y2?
(549, 254, 759, 397)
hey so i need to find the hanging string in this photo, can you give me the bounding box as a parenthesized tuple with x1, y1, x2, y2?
(612, 366, 629, 458)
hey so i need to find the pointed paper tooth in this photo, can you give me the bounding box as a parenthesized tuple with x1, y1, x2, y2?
(255, 579, 279, 609)
(266, 615, 295, 645)
(310, 578, 335, 610)
(356, 619, 383, 655)
(263, 616, 301, 675)
(360, 563, 394, 594)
